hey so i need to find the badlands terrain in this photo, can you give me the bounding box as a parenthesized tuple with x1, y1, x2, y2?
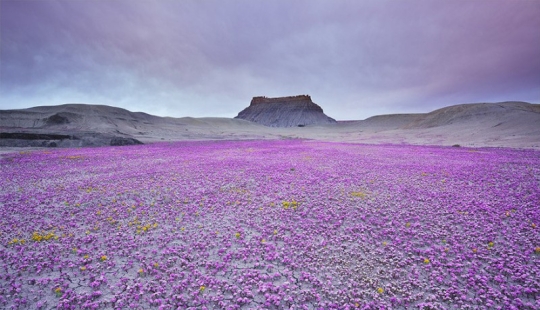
(1, 100, 539, 151)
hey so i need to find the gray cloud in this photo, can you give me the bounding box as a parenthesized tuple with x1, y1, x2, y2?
(1, 0, 539, 120)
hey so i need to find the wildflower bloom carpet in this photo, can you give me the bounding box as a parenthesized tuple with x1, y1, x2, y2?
(1, 140, 539, 309)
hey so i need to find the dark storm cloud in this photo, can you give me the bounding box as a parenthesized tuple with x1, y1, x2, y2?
(1, 0, 539, 119)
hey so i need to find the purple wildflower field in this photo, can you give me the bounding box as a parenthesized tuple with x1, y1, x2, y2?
(1, 140, 539, 309)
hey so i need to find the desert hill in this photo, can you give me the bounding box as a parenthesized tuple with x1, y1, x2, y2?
(316, 101, 540, 148)
(235, 95, 337, 127)
(405, 101, 540, 129)
(0, 103, 272, 147)
(1, 101, 539, 149)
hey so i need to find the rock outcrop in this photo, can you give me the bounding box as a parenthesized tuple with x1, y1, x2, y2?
(235, 95, 337, 127)
(0, 131, 143, 148)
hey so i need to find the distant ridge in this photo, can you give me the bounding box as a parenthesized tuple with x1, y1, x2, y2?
(0, 103, 268, 147)
(403, 101, 540, 129)
(1, 101, 539, 149)
(235, 95, 337, 127)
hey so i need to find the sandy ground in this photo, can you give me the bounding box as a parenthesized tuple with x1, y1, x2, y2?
(1, 123, 539, 156)
(126, 119, 540, 150)
(0, 147, 46, 155)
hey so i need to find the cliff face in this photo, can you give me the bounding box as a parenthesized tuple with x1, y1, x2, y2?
(235, 95, 337, 127)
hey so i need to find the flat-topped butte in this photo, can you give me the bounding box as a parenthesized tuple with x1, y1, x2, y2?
(235, 95, 336, 127)
(250, 95, 313, 105)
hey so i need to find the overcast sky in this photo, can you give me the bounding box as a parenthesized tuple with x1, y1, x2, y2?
(1, 0, 539, 120)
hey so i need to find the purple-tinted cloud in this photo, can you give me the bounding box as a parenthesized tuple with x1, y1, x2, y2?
(1, 0, 539, 120)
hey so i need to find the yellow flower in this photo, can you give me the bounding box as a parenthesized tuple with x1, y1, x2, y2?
(83, 254, 89, 259)
(32, 232, 43, 242)
(405, 222, 411, 228)
(273, 229, 278, 235)
(235, 232, 241, 238)
(488, 242, 494, 248)
(154, 262, 159, 268)
(261, 239, 266, 243)
(382, 241, 387, 246)
(535, 247, 540, 254)
(423, 258, 430, 264)
(532, 223, 537, 229)
(55, 287, 62, 297)
(100, 255, 107, 261)
(80, 266, 86, 271)
(351, 191, 367, 198)
(138, 268, 144, 273)
(199, 285, 206, 293)
(472, 248, 478, 253)
(377, 287, 384, 294)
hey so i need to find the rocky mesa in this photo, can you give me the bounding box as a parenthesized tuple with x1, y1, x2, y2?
(234, 95, 337, 127)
